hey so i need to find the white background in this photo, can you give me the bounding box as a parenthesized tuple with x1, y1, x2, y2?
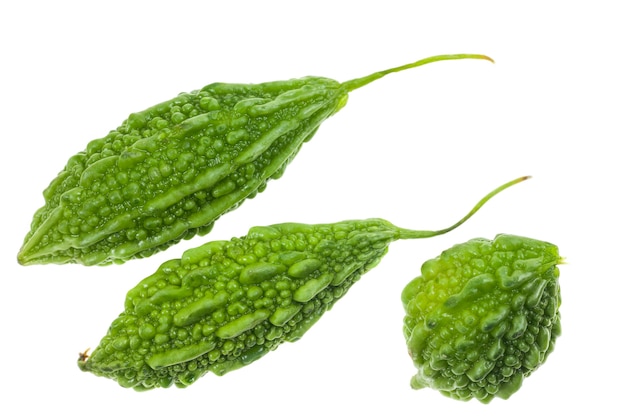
(2, 1, 624, 415)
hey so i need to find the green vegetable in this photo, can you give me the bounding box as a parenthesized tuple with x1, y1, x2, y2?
(17, 54, 492, 266)
(78, 177, 525, 390)
(401, 234, 562, 403)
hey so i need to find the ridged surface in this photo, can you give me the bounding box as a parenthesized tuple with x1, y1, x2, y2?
(18, 53, 494, 266)
(401, 234, 562, 403)
(18, 77, 344, 265)
(78, 219, 398, 390)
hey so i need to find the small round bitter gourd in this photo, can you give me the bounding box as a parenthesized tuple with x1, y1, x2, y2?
(401, 234, 563, 403)
(78, 177, 525, 390)
(18, 54, 492, 266)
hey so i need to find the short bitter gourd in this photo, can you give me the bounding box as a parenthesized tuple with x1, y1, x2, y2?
(402, 234, 562, 403)
(18, 54, 492, 266)
(78, 177, 525, 390)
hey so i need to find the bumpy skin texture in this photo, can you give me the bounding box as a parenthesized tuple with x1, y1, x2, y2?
(79, 219, 402, 390)
(77, 175, 525, 390)
(18, 54, 491, 266)
(18, 78, 345, 266)
(401, 234, 562, 403)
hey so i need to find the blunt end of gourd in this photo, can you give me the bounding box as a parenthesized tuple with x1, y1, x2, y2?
(77, 359, 88, 372)
(410, 375, 427, 390)
(77, 351, 91, 372)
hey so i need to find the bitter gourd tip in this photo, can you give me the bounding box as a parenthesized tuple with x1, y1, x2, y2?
(77, 348, 90, 371)
(403, 234, 562, 403)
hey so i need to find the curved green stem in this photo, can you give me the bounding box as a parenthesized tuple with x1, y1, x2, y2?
(341, 54, 494, 93)
(397, 176, 531, 240)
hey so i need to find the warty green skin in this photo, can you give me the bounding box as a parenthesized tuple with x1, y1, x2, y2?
(77, 177, 525, 390)
(17, 54, 492, 266)
(401, 234, 562, 403)
(78, 219, 422, 390)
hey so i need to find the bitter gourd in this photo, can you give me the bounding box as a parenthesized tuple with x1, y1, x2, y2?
(78, 177, 525, 390)
(18, 54, 492, 266)
(402, 234, 562, 403)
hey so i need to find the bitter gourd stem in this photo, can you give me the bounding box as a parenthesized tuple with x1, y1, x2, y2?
(395, 176, 531, 240)
(341, 54, 494, 92)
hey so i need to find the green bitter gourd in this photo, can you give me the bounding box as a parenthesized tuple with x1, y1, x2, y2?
(78, 177, 525, 390)
(18, 54, 492, 266)
(401, 234, 562, 403)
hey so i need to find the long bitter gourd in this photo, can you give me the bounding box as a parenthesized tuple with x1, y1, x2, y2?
(402, 234, 562, 403)
(78, 177, 525, 390)
(18, 54, 492, 266)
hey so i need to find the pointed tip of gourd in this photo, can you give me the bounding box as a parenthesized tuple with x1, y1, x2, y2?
(17, 230, 48, 265)
(17, 239, 83, 266)
(17, 247, 44, 266)
(16, 248, 54, 266)
(16, 250, 29, 266)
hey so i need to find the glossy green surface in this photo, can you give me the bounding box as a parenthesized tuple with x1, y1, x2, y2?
(78, 177, 523, 390)
(79, 219, 401, 389)
(18, 54, 491, 266)
(402, 234, 562, 403)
